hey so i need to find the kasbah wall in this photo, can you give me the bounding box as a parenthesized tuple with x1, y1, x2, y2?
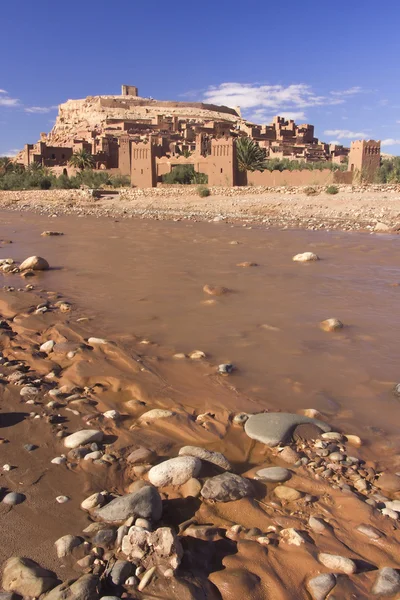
(129, 137, 379, 188)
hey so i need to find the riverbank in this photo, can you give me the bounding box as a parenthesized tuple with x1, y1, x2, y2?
(1, 214, 400, 599)
(1, 184, 400, 231)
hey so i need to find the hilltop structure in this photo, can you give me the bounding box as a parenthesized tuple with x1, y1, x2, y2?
(16, 85, 380, 185)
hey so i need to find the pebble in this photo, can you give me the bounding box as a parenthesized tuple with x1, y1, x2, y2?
(381, 507, 399, 520)
(95, 486, 162, 523)
(372, 567, 400, 596)
(2, 557, 57, 596)
(189, 350, 206, 359)
(87, 337, 108, 345)
(203, 284, 228, 296)
(138, 409, 174, 422)
(138, 566, 156, 592)
(345, 434, 362, 447)
(51, 456, 66, 465)
(148, 456, 202, 487)
(63, 429, 103, 449)
(292, 252, 319, 262)
(356, 524, 382, 540)
(318, 553, 356, 574)
(178, 446, 232, 471)
(279, 446, 301, 464)
(24, 444, 37, 452)
(307, 573, 336, 600)
(280, 528, 305, 546)
(255, 466, 291, 482)
(274, 486, 303, 501)
(81, 492, 106, 511)
(40, 340, 55, 353)
(376, 472, 400, 493)
(56, 496, 70, 504)
(20, 386, 39, 399)
(180, 477, 202, 498)
(3, 464, 12, 471)
(2, 492, 25, 505)
(201, 472, 254, 502)
(321, 432, 342, 441)
(103, 410, 119, 419)
(309, 516, 328, 533)
(19, 256, 49, 271)
(384, 500, 400, 512)
(218, 363, 234, 374)
(319, 318, 344, 332)
(232, 412, 249, 425)
(83, 451, 102, 461)
(54, 535, 82, 558)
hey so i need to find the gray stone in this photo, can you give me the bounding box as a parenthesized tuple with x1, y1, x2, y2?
(92, 528, 116, 548)
(244, 412, 330, 447)
(64, 429, 103, 449)
(95, 486, 162, 524)
(309, 516, 328, 533)
(81, 492, 105, 511)
(178, 446, 232, 471)
(54, 535, 82, 558)
(318, 553, 356, 574)
(44, 574, 99, 600)
(200, 472, 253, 502)
(255, 466, 291, 482)
(126, 447, 155, 465)
(2, 492, 25, 506)
(2, 557, 57, 597)
(307, 573, 336, 600)
(372, 567, 400, 596)
(148, 456, 201, 487)
(108, 561, 133, 586)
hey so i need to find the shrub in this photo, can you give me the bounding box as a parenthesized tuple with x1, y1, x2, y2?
(197, 185, 210, 197)
(326, 185, 339, 194)
(162, 165, 208, 185)
(304, 186, 319, 196)
(109, 174, 131, 187)
(40, 177, 52, 190)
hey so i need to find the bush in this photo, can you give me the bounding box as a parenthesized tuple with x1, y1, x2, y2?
(162, 164, 208, 185)
(264, 159, 347, 173)
(40, 177, 52, 190)
(326, 185, 339, 194)
(304, 186, 319, 196)
(109, 174, 131, 187)
(197, 185, 210, 197)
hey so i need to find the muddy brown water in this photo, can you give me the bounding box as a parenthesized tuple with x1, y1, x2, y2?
(2, 210, 400, 458)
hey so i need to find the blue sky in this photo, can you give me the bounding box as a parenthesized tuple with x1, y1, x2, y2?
(1, 0, 400, 156)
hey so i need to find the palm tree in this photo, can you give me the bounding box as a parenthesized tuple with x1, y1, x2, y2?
(0, 157, 12, 175)
(236, 137, 268, 172)
(69, 149, 94, 171)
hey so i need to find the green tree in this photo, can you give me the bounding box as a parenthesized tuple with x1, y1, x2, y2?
(0, 157, 13, 175)
(69, 149, 94, 171)
(236, 137, 268, 172)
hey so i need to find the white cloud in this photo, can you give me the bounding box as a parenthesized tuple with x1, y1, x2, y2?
(0, 89, 7, 94)
(24, 105, 58, 114)
(330, 86, 364, 96)
(381, 139, 400, 147)
(329, 140, 341, 145)
(0, 148, 20, 157)
(247, 109, 307, 123)
(324, 129, 369, 140)
(0, 95, 20, 107)
(203, 83, 344, 112)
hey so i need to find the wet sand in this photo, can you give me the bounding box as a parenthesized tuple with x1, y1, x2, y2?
(1, 210, 400, 599)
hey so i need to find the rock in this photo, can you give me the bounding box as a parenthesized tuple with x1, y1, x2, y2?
(280, 528, 305, 546)
(40, 340, 55, 353)
(244, 412, 330, 447)
(356, 524, 382, 540)
(44, 574, 99, 600)
(255, 466, 291, 482)
(54, 535, 82, 558)
(64, 429, 103, 449)
(180, 478, 202, 498)
(41, 231, 63, 236)
(148, 456, 201, 487)
(108, 561, 133, 586)
(319, 318, 344, 332)
(292, 252, 319, 262)
(376, 473, 400, 493)
(56, 496, 70, 504)
(203, 285, 228, 296)
(103, 410, 119, 419)
(88, 337, 108, 345)
(279, 446, 300, 464)
(232, 412, 249, 425)
(122, 527, 182, 572)
(2, 557, 57, 597)
(293, 423, 323, 441)
(19, 256, 49, 271)
(318, 553, 356, 574)
(126, 447, 155, 464)
(307, 573, 336, 600)
(189, 350, 206, 359)
(95, 486, 162, 523)
(374, 221, 390, 232)
(321, 431, 343, 441)
(24, 444, 37, 452)
(301, 408, 323, 419)
(237, 262, 257, 267)
(83, 451, 102, 461)
(345, 434, 362, 447)
(92, 528, 116, 548)
(81, 492, 105, 511)
(138, 409, 174, 422)
(381, 507, 399, 520)
(200, 472, 253, 502)
(51, 456, 66, 465)
(2, 492, 25, 505)
(372, 567, 400, 596)
(309, 516, 328, 533)
(20, 386, 39, 399)
(385, 500, 400, 512)
(218, 363, 234, 374)
(274, 486, 303, 501)
(178, 446, 232, 471)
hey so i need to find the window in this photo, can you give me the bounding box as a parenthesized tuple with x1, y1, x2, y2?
(51, 153, 56, 159)
(220, 168, 223, 173)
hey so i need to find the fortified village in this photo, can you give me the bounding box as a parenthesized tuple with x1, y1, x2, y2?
(16, 85, 381, 187)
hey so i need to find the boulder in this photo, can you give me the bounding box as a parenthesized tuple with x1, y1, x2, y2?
(2, 492, 25, 506)
(148, 456, 201, 487)
(2, 557, 58, 597)
(201, 473, 253, 502)
(19, 256, 49, 271)
(307, 573, 336, 600)
(64, 430, 103, 449)
(44, 574, 99, 600)
(372, 567, 400, 596)
(95, 486, 162, 523)
(121, 526, 182, 572)
(178, 446, 232, 471)
(244, 412, 330, 447)
(318, 553, 356, 574)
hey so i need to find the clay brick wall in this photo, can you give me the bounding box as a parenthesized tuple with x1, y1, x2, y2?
(131, 143, 156, 188)
(348, 140, 381, 182)
(247, 169, 353, 186)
